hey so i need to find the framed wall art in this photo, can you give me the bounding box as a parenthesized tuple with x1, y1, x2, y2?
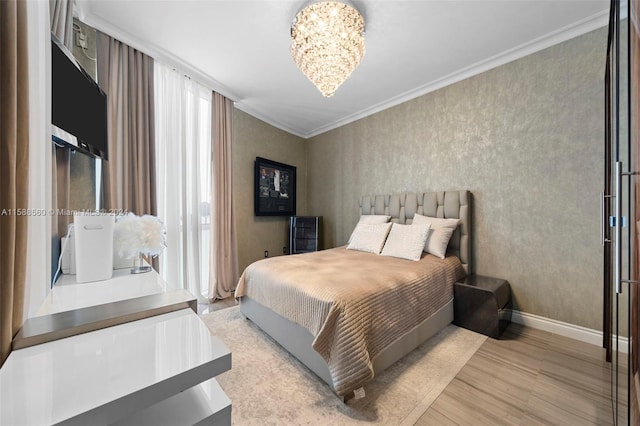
(254, 157, 296, 216)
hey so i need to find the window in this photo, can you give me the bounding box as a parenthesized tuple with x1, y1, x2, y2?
(154, 63, 212, 302)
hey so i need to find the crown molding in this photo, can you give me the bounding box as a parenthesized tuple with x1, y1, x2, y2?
(76, 4, 309, 139)
(75, 3, 612, 140)
(303, 8, 611, 139)
(233, 102, 308, 139)
(76, 7, 241, 103)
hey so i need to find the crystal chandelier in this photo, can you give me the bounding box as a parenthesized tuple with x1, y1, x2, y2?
(290, 1, 365, 97)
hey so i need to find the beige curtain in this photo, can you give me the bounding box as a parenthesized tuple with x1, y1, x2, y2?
(49, 0, 73, 48)
(0, 0, 30, 366)
(210, 93, 238, 299)
(49, 0, 73, 254)
(96, 33, 156, 217)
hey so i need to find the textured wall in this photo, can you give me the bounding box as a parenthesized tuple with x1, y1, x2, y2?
(233, 109, 307, 273)
(307, 28, 607, 330)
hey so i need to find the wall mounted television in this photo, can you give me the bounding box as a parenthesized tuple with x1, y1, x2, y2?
(254, 157, 296, 216)
(51, 35, 108, 160)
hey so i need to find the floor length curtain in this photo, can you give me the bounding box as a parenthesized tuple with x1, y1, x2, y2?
(25, 0, 52, 320)
(211, 93, 238, 300)
(155, 63, 212, 302)
(96, 33, 156, 217)
(0, 0, 30, 366)
(49, 0, 72, 48)
(49, 0, 72, 265)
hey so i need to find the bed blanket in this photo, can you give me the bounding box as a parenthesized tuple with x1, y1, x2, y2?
(235, 246, 465, 396)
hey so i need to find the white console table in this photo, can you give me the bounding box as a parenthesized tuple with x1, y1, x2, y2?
(0, 270, 232, 425)
(36, 267, 173, 317)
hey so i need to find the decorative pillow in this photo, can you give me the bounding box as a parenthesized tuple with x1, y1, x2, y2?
(412, 213, 460, 259)
(381, 223, 431, 261)
(348, 214, 391, 243)
(347, 222, 392, 254)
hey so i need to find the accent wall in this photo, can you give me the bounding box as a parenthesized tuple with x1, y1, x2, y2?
(306, 27, 607, 330)
(233, 109, 307, 273)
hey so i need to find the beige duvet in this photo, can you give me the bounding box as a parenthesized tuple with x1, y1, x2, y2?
(235, 246, 465, 396)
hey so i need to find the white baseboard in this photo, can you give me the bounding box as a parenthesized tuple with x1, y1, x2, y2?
(509, 309, 629, 354)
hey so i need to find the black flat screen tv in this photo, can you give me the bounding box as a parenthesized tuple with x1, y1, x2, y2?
(51, 35, 108, 160)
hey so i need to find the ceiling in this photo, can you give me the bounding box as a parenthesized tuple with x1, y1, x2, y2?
(77, 0, 610, 138)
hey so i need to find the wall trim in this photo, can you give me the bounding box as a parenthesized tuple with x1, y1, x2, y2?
(75, 7, 241, 104)
(76, 2, 612, 140)
(75, 8, 309, 139)
(510, 309, 629, 354)
(302, 8, 612, 138)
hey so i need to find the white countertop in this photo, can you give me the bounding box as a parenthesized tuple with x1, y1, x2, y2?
(0, 308, 231, 425)
(36, 268, 174, 317)
(113, 378, 232, 426)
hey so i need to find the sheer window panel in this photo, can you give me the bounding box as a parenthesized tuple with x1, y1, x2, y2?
(154, 63, 212, 302)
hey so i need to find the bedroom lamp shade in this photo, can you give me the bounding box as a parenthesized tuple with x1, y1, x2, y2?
(290, 0, 365, 97)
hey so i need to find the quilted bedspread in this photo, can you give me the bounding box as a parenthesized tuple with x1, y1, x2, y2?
(235, 246, 465, 396)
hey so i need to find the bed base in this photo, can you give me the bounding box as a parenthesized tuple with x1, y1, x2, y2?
(239, 296, 454, 395)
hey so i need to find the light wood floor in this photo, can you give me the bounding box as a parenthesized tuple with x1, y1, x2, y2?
(198, 296, 237, 315)
(417, 323, 627, 425)
(205, 299, 627, 425)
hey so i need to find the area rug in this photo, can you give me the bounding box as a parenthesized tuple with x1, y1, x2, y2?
(200, 306, 486, 425)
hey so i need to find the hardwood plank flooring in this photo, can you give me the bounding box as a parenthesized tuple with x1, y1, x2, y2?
(205, 300, 626, 424)
(416, 324, 626, 425)
(198, 296, 237, 315)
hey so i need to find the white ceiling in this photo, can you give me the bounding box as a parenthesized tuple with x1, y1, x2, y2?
(77, 0, 610, 138)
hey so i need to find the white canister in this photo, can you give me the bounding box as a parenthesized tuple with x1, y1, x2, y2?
(73, 212, 115, 283)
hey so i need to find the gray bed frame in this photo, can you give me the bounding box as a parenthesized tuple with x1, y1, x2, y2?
(240, 190, 471, 395)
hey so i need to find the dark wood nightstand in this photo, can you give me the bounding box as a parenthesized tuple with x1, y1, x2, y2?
(453, 275, 512, 339)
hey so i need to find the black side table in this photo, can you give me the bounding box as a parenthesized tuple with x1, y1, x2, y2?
(453, 275, 512, 339)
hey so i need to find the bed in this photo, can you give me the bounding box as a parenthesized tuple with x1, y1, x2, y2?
(235, 190, 470, 398)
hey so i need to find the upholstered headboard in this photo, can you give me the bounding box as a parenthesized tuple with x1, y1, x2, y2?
(359, 190, 471, 274)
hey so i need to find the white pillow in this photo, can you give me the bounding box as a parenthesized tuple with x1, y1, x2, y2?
(348, 214, 391, 243)
(381, 223, 431, 261)
(412, 213, 460, 259)
(347, 222, 392, 254)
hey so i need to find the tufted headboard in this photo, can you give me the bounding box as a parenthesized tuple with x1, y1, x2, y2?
(359, 190, 471, 274)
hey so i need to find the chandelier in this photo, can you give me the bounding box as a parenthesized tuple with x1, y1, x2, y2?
(290, 1, 365, 97)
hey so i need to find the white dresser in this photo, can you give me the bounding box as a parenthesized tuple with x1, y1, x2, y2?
(0, 270, 231, 425)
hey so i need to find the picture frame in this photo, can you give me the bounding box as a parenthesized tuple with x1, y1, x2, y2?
(254, 157, 296, 216)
